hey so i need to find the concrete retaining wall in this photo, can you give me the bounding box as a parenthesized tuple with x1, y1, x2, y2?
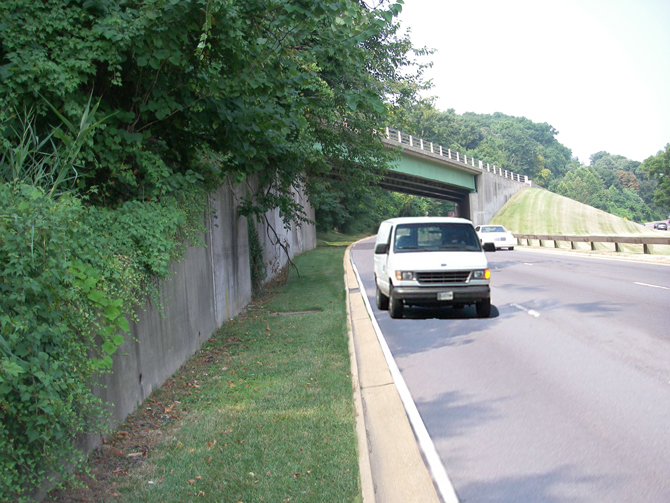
(85, 182, 316, 450)
(469, 171, 529, 226)
(254, 186, 317, 280)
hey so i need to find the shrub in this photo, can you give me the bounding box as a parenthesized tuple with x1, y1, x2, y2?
(0, 181, 205, 500)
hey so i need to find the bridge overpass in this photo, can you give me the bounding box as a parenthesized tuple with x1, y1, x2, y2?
(381, 128, 531, 226)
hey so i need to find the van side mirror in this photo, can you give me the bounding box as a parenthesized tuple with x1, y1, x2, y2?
(374, 243, 389, 254)
(482, 242, 496, 252)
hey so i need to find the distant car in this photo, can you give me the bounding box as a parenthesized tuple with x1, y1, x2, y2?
(655, 222, 668, 231)
(475, 225, 516, 250)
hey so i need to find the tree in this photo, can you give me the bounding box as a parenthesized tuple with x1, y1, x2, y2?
(641, 144, 670, 209)
(617, 170, 639, 192)
(1, 0, 427, 225)
(552, 166, 606, 206)
(590, 151, 609, 166)
(459, 112, 574, 183)
(396, 99, 461, 149)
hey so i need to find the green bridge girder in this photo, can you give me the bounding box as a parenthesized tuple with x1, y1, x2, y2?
(380, 137, 480, 203)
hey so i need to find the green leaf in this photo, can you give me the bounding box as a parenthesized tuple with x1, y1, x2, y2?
(104, 305, 121, 320)
(101, 340, 117, 355)
(2, 360, 25, 377)
(87, 290, 105, 304)
(116, 317, 130, 333)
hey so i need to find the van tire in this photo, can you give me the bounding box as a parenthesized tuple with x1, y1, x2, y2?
(476, 298, 491, 318)
(389, 285, 403, 319)
(375, 283, 389, 310)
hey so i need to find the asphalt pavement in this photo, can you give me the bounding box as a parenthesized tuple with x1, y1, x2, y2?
(346, 240, 670, 503)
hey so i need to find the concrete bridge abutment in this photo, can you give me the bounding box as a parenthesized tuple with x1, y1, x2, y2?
(468, 171, 529, 226)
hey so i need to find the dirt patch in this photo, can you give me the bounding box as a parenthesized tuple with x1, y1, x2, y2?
(271, 309, 322, 316)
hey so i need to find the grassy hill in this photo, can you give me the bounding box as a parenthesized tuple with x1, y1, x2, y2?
(489, 187, 670, 255)
(490, 188, 665, 236)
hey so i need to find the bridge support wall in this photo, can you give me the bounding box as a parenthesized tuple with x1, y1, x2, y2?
(468, 171, 529, 226)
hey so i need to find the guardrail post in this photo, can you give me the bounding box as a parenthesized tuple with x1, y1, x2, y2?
(591, 241, 596, 251)
(464, 154, 467, 164)
(554, 239, 560, 248)
(397, 131, 401, 142)
(439, 145, 443, 156)
(457, 152, 460, 162)
(571, 241, 577, 250)
(644, 243, 651, 254)
(430, 142, 434, 153)
(615, 242, 622, 253)
(420, 138, 424, 150)
(409, 135, 413, 147)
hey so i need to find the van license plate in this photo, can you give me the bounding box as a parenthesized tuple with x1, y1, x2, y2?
(438, 292, 453, 300)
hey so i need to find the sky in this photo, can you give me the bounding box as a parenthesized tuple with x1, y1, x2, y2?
(397, 0, 670, 164)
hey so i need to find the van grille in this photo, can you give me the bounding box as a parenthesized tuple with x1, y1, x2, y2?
(416, 271, 471, 284)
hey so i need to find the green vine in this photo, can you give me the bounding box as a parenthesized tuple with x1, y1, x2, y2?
(0, 184, 208, 501)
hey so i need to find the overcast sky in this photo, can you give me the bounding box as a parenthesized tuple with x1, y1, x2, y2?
(397, 0, 670, 164)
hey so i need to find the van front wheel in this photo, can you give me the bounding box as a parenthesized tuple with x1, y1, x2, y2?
(375, 283, 389, 310)
(476, 298, 491, 318)
(389, 285, 403, 319)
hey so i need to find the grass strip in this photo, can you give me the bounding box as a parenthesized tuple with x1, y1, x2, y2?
(45, 245, 361, 503)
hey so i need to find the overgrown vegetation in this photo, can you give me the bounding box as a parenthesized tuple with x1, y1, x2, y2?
(0, 181, 207, 502)
(1, 0, 427, 225)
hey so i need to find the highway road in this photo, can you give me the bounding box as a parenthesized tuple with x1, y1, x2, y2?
(351, 238, 670, 502)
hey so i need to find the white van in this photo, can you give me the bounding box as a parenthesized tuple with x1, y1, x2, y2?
(373, 217, 495, 318)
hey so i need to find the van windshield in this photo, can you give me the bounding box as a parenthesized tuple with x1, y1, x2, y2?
(393, 223, 481, 252)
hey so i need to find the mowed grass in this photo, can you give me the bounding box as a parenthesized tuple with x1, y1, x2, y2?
(490, 187, 670, 255)
(69, 246, 361, 503)
(317, 230, 371, 248)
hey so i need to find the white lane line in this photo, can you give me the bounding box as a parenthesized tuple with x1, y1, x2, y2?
(523, 263, 534, 266)
(634, 282, 670, 290)
(510, 303, 540, 317)
(350, 258, 460, 503)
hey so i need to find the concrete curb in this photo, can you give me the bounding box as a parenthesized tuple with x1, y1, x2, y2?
(345, 244, 442, 503)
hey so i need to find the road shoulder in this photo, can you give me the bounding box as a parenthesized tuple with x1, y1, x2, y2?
(345, 244, 442, 503)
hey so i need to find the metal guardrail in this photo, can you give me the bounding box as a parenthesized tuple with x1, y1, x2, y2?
(385, 128, 532, 185)
(515, 234, 670, 255)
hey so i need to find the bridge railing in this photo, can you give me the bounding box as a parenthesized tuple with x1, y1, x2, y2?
(385, 128, 531, 185)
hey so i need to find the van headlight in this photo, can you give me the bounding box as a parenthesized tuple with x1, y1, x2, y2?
(472, 269, 490, 280)
(395, 271, 415, 281)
